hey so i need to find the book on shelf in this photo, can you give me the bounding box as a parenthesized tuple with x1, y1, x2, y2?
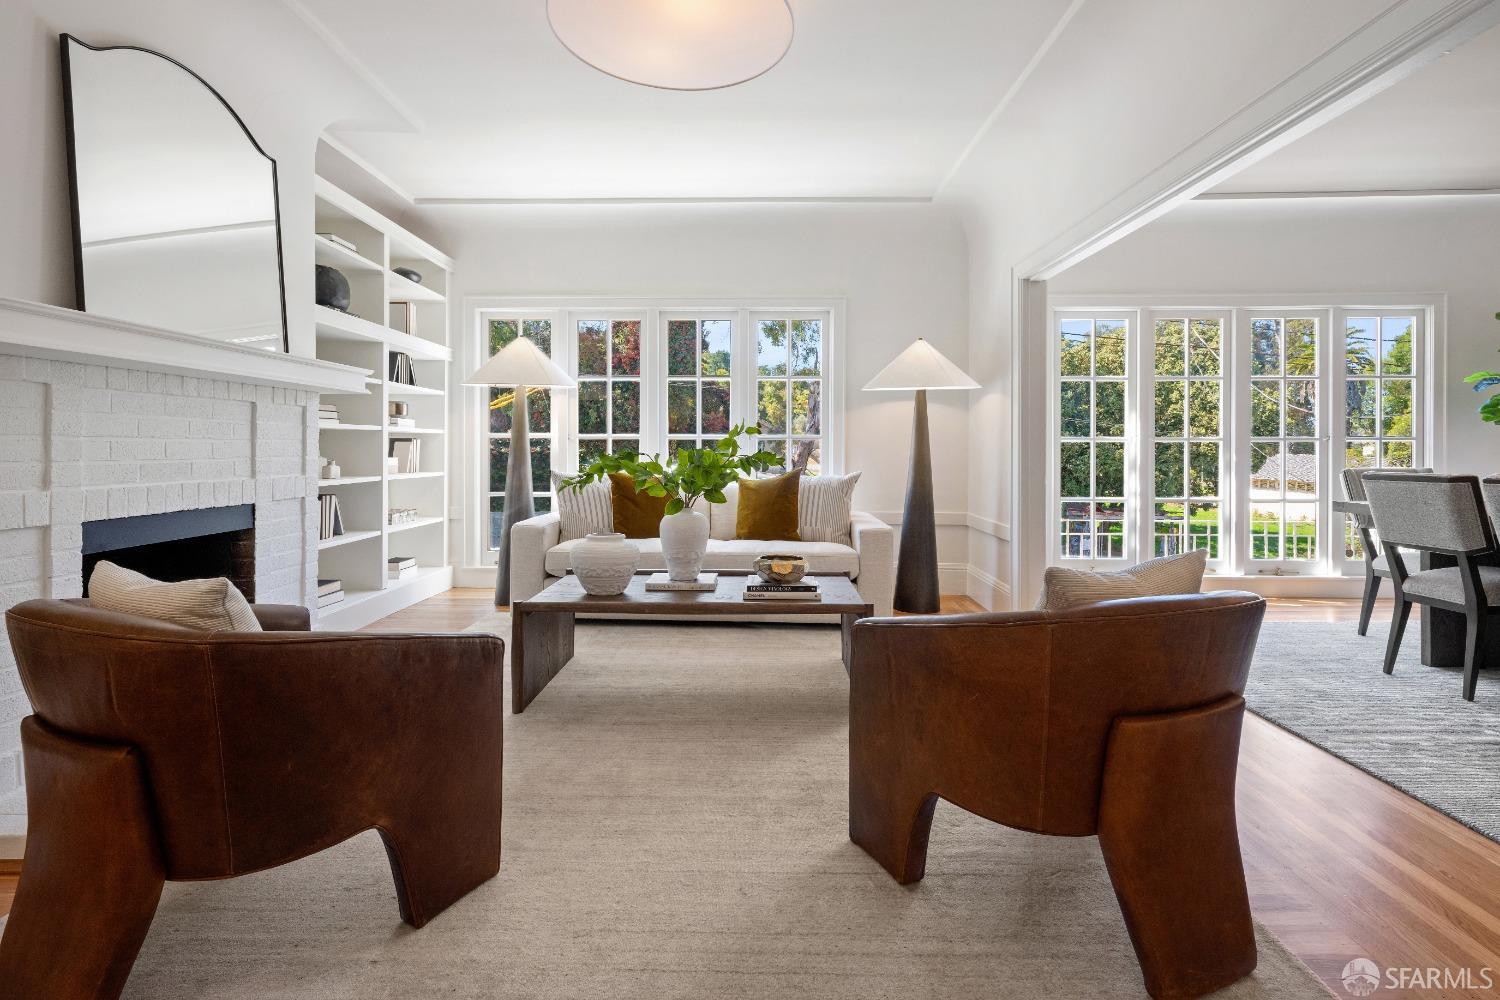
(389, 352, 416, 385)
(315, 232, 357, 253)
(388, 556, 417, 570)
(316, 578, 343, 598)
(388, 566, 417, 581)
(388, 557, 417, 581)
(643, 572, 717, 592)
(316, 589, 346, 609)
(318, 404, 340, 424)
(318, 493, 344, 540)
(390, 301, 416, 337)
(389, 417, 416, 429)
(389, 437, 421, 474)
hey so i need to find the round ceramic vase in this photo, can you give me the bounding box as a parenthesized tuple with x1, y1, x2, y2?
(570, 532, 639, 595)
(660, 508, 710, 582)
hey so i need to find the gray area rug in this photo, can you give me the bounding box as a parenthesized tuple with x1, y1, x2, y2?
(1247, 621, 1500, 844)
(113, 617, 1327, 998)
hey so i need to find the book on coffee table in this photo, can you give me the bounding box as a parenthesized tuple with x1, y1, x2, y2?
(644, 572, 718, 591)
(744, 579, 822, 601)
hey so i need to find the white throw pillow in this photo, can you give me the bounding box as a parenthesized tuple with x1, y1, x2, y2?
(710, 482, 740, 541)
(1035, 549, 1209, 612)
(88, 560, 262, 632)
(551, 472, 613, 541)
(799, 472, 861, 544)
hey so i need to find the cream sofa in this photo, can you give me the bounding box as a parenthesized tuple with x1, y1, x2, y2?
(510, 502, 895, 618)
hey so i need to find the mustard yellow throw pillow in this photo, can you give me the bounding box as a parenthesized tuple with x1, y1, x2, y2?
(610, 471, 668, 539)
(736, 469, 802, 541)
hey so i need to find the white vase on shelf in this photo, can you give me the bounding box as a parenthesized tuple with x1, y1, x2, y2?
(570, 533, 639, 596)
(659, 508, 710, 582)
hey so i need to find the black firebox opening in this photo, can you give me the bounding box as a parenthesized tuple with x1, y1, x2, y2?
(81, 505, 256, 601)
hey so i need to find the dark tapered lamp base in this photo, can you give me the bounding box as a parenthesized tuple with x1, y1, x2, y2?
(495, 384, 533, 607)
(894, 389, 940, 614)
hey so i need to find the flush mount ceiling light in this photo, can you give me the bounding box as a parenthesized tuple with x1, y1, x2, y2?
(547, 0, 794, 91)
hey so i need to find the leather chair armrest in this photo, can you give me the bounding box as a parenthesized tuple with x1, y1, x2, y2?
(251, 603, 312, 631)
(510, 511, 562, 604)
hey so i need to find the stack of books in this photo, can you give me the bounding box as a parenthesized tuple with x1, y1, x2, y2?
(316, 578, 344, 608)
(318, 403, 340, 426)
(318, 493, 344, 540)
(388, 556, 417, 581)
(389, 352, 416, 385)
(389, 415, 416, 429)
(744, 578, 821, 601)
(389, 437, 421, 474)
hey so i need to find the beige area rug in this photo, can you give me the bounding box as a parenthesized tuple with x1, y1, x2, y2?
(119, 615, 1329, 999)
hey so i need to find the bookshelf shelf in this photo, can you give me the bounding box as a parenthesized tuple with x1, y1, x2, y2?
(314, 177, 454, 630)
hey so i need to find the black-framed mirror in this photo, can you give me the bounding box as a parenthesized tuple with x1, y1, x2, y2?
(60, 34, 289, 353)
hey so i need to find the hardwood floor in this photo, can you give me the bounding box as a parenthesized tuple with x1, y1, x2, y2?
(2, 590, 1495, 999)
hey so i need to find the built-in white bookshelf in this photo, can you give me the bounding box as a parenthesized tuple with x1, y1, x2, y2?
(313, 177, 454, 629)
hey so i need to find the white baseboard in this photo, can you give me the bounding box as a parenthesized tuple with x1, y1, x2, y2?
(966, 565, 1012, 611)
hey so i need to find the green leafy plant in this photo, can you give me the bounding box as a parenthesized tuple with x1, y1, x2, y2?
(1463, 311, 1500, 427)
(560, 423, 779, 515)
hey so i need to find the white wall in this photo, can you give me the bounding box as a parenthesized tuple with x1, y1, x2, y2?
(419, 202, 972, 579)
(1052, 195, 1500, 478)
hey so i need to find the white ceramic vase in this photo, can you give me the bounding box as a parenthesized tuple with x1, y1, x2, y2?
(660, 508, 710, 582)
(570, 532, 639, 595)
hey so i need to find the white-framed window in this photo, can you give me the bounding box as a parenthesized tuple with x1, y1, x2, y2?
(470, 299, 842, 565)
(1048, 298, 1434, 578)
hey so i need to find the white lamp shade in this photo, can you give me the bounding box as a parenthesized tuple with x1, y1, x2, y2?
(863, 339, 979, 392)
(547, 0, 794, 91)
(463, 336, 576, 388)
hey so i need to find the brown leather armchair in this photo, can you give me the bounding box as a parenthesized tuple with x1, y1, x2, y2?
(0, 598, 505, 1000)
(848, 592, 1266, 1000)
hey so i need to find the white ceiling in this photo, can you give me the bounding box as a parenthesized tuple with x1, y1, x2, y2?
(1214, 22, 1500, 194)
(299, 0, 1075, 201)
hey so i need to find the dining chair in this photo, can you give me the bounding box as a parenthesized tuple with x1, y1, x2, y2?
(1341, 467, 1431, 636)
(1362, 472, 1500, 701)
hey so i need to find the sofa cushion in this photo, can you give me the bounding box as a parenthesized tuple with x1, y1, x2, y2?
(551, 472, 612, 541)
(737, 469, 801, 540)
(545, 538, 860, 579)
(799, 472, 860, 544)
(610, 472, 668, 538)
(1035, 549, 1208, 611)
(88, 560, 262, 632)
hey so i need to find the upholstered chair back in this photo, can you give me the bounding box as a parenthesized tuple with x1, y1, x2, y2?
(1484, 476, 1500, 542)
(1363, 472, 1494, 555)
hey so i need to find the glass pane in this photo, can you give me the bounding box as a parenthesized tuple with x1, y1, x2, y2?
(1154, 319, 1184, 376)
(1061, 381, 1092, 438)
(1154, 502, 1185, 557)
(1250, 504, 1282, 560)
(1060, 443, 1090, 497)
(611, 320, 641, 376)
(1189, 442, 1220, 498)
(488, 495, 504, 549)
(1381, 317, 1414, 375)
(1189, 319, 1221, 375)
(1286, 380, 1317, 437)
(1155, 442, 1185, 499)
(791, 319, 822, 376)
(1381, 379, 1414, 437)
(1095, 381, 1124, 437)
(667, 380, 696, 434)
(489, 318, 518, 355)
(1251, 381, 1281, 437)
(701, 320, 732, 376)
(789, 438, 821, 475)
(1284, 502, 1317, 560)
(1095, 442, 1125, 497)
(757, 379, 787, 433)
(757, 320, 788, 376)
(759, 438, 786, 465)
(1059, 320, 1092, 376)
(489, 438, 508, 493)
(667, 320, 698, 376)
(612, 381, 641, 434)
(1250, 442, 1282, 499)
(790, 380, 821, 435)
(1346, 380, 1377, 437)
(1382, 441, 1415, 468)
(1345, 441, 1377, 469)
(528, 439, 551, 494)
(1189, 502, 1220, 559)
(1345, 318, 1377, 376)
(1285, 319, 1316, 375)
(1188, 381, 1220, 437)
(612, 438, 640, 457)
(1094, 502, 1126, 559)
(489, 387, 511, 434)
(702, 380, 731, 434)
(666, 439, 690, 461)
(577, 381, 607, 435)
(578, 438, 606, 468)
(1251, 319, 1281, 376)
(489, 386, 549, 434)
(1286, 441, 1317, 499)
(1060, 501, 1091, 558)
(1154, 381, 1184, 438)
(577, 320, 607, 376)
(522, 319, 552, 355)
(1094, 321, 1126, 376)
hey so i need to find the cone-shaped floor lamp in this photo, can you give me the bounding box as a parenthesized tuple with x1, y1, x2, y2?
(864, 339, 978, 613)
(464, 337, 575, 606)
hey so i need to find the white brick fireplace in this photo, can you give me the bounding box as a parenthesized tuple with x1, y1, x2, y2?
(0, 298, 367, 854)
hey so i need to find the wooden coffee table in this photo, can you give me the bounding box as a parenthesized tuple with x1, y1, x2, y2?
(510, 572, 875, 713)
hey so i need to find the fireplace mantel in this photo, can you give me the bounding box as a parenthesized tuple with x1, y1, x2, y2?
(0, 297, 369, 394)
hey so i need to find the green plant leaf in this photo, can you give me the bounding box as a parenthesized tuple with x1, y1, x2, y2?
(664, 498, 685, 515)
(1482, 394, 1500, 426)
(705, 488, 727, 504)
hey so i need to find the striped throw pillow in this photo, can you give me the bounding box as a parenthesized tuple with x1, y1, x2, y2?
(552, 473, 613, 542)
(799, 472, 860, 545)
(88, 561, 262, 631)
(1035, 549, 1208, 611)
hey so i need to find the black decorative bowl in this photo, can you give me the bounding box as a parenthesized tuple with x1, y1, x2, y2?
(393, 266, 423, 285)
(315, 264, 350, 311)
